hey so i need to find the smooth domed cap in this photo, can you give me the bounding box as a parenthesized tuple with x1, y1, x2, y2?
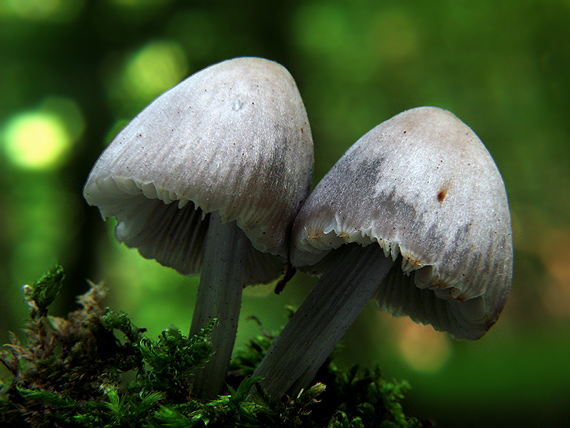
(84, 57, 314, 283)
(291, 107, 513, 339)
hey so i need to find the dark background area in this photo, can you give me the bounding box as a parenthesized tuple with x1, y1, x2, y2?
(1, 1, 569, 427)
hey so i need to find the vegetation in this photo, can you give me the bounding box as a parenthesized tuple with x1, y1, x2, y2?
(1, 266, 420, 427)
(2, 2, 570, 426)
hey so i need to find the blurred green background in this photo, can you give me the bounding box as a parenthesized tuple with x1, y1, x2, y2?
(1, 0, 569, 426)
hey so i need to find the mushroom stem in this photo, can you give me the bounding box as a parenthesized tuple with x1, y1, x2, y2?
(189, 212, 248, 399)
(253, 243, 394, 398)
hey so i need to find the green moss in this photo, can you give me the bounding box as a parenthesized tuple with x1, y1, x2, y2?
(1, 266, 420, 427)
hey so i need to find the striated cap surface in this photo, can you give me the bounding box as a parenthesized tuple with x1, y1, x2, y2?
(84, 57, 314, 284)
(291, 107, 512, 339)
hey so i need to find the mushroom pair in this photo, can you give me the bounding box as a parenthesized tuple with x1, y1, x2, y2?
(252, 106, 514, 398)
(83, 57, 314, 399)
(85, 57, 513, 402)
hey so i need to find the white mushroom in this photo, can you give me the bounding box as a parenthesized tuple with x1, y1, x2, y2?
(253, 106, 513, 398)
(83, 57, 314, 399)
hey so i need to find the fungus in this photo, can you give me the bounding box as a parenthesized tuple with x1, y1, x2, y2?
(83, 57, 313, 399)
(253, 106, 513, 398)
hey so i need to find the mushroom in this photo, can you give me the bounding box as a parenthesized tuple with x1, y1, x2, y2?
(83, 57, 313, 399)
(252, 106, 513, 398)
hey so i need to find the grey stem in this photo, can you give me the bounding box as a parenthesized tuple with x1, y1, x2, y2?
(189, 212, 249, 400)
(253, 243, 394, 398)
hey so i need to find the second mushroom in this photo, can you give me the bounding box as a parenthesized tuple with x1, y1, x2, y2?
(83, 57, 314, 400)
(253, 106, 513, 398)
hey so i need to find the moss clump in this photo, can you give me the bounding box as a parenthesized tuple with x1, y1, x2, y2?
(1, 265, 422, 427)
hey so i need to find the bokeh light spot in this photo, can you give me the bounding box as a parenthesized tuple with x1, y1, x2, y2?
(396, 318, 453, 373)
(3, 113, 68, 169)
(1, 98, 83, 170)
(121, 40, 187, 102)
(1, 0, 84, 22)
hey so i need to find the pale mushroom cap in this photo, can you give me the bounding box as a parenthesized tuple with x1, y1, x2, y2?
(84, 57, 314, 283)
(291, 107, 513, 339)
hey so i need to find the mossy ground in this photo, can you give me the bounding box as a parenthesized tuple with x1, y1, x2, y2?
(1, 266, 423, 428)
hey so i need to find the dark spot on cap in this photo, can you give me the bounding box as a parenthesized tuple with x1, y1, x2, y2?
(437, 190, 447, 202)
